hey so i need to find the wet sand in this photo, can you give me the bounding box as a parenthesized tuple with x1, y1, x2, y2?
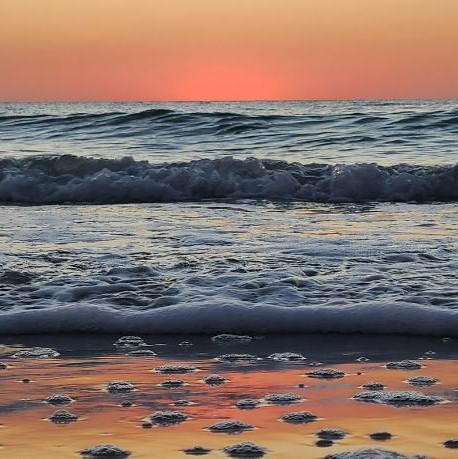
(0, 334, 456, 458)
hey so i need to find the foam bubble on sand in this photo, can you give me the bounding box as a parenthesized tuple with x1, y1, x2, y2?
(316, 429, 347, 440)
(316, 440, 334, 448)
(211, 334, 253, 345)
(173, 400, 192, 406)
(203, 374, 227, 385)
(148, 410, 188, 427)
(160, 379, 185, 388)
(353, 391, 444, 407)
(223, 442, 267, 458)
(48, 410, 78, 424)
(280, 411, 318, 424)
(45, 394, 74, 406)
(361, 382, 385, 391)
(264, 393, 302, 405)
(217, 354, 260, 362)
(126, 349, 157, 356)
(13, 347, 60, 359)
(235, 399, 260, 410)
(369, 432, 393, 441)
(208, 420, 254, 434)
(385, 360, 422, 370)
(323, 448, 429, 458)
(405, 376, 438, 386)
(113, 336, 147, 348)
(268, 352, 306, 361)
(306, 368, 345, 379)
(444, 440, 458, 449)
(183, 446, 212, 455)
(79, 444, 131, 458)
(0, 362, 8, 369)
(153, 364, 197, 374)
(106, 381, 135, 393)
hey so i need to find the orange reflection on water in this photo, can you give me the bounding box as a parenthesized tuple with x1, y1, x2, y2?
(0, 357, 456, 458)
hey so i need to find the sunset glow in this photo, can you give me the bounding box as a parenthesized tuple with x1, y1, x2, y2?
(1, 0, 457, 101)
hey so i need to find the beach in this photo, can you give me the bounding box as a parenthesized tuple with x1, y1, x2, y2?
(0, 100, 457, 458)
(0, 334, 456, 458)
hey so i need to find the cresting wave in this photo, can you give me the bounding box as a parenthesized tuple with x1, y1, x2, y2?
(0, 301, 457, 336)
(0, 155, 457, 204)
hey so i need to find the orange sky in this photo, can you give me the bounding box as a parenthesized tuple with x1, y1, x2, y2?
(1, 0, 457, 101)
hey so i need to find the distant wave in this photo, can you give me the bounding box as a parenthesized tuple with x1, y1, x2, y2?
(0, 108, 281, 133)
(0, 155, 456, 204)
(1, 107, 457, 138)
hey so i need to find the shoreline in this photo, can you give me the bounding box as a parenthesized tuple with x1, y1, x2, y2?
(0, 333, 456, 458)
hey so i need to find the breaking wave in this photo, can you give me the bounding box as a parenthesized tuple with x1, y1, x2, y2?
(0, 155, 456, 204)
(0, 301, 457, 336)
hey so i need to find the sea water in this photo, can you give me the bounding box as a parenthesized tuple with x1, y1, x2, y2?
(0, 100, 456, 335)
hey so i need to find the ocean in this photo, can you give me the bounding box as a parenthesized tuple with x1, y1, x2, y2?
(0, 100, 457, 335)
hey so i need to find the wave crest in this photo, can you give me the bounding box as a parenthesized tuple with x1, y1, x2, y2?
(0, 155, 456, 204)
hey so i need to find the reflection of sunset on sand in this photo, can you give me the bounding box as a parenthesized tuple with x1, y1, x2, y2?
(0, 336, 456, 458)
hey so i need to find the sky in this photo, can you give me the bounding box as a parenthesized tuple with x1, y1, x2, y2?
(1, 0, 457, 101)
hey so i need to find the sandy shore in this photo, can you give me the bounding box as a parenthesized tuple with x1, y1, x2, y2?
(0, 334, 456, 458)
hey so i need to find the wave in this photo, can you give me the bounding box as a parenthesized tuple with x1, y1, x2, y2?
(0, 155, 456, 204)
(0, 301, 457, 336)
(1, 107, 456, 135)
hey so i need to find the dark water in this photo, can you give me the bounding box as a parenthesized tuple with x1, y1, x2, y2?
(0, 100, 456, 204)
(1, 100, 457, 165)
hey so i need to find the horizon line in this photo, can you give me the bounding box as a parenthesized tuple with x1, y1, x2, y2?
(1, 97, 457, 104)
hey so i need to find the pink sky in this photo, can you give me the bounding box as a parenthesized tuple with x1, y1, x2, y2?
(1, 0, 457, 101)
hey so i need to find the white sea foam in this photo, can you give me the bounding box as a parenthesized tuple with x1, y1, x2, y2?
(0, 189, 456, 336)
